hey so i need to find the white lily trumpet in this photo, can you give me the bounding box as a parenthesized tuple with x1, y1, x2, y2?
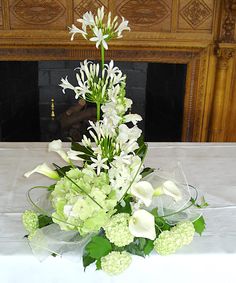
(154, 180, 182, 202)
(48, 139, 70, 163)
(24, 163, 60, 180)
(129, 209, 156, 240)
(131, 181, 154, 207)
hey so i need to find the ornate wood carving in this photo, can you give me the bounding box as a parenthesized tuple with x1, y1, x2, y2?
(180, 0, 212, 28)
(114, 0, 172, 32)
(74, 0, 108, 18)
(220, 0, 236, 42)
(9, 0, 67, 28)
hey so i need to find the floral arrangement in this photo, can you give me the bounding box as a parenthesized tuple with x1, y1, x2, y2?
(22, 7, 207, 276)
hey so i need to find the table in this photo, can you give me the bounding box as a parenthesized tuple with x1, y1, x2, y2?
(0, 142, 236, 283)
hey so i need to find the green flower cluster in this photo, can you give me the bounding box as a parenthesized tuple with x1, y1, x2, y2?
(103, 213, 134, 247)
(22, 210, 39, 239)
(101, 251, 132, 275)
(51, 167, 117, 236)
(154, 221, 195, 255)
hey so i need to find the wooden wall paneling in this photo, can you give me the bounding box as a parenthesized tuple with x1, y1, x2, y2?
(226, 53, 236, 141)
(9, 0, 67, 30)
(177, 0, 215, 33)
(113, 0, 172, 32)
(0, 0, 2, 28)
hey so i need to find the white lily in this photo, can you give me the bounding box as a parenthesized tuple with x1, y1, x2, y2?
(90, 27, 109, 49)
(24, 163, 59, 180)
(154, 180, 182, 202)
(48, 140, 70, 163)
(131, 181, 154, 207)
(129, 209, 156, 240)
(67, 149, 83, 161)
(90, 154, 109, 175)
(69, 24, 87, 41)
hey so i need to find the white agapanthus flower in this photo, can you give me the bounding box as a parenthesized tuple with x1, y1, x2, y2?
(24, 163, 59, 180)
(69, 6, 130, 49)
(129, 209, 156, 240)
(90, 154, 109, 175)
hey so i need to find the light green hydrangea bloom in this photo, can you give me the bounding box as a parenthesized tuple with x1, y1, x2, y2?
(101, 251, 132, 275)
(50, 167, 117, 236)
(103, 213, 134, 247)
(22, 210, 39, 235)
(154, 221, 195, 256)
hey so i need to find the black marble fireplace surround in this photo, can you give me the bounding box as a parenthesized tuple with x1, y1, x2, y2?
(0, 61, 186, 142)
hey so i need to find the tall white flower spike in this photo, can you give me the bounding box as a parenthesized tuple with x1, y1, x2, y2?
(154, 180, 182, 202)
(24, 163, 60, 180)
(129, 209, 156, 240)
(131, 181, 154, 207)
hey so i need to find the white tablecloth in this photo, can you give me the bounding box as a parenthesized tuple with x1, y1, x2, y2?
(0, 142, 236, 283)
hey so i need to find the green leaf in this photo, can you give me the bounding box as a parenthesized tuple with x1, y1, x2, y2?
(143, 239, 154, 255)
(96, 258, 102, 270)
(141, 167, 154, 178)
(126, 241, 145, 257)
(190, 197, 208, 208)
(47, 184, 55, 191)
(193, 216, 206, 235)
(83, 253, 96, 270)
(135, 135, 147, 161)
(38, 215, 53, 228)
(115, 196, 132, 214)
(85, 236, 112, 259)
(55, 165, 73, 177)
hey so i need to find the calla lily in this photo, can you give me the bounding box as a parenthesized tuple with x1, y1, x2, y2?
(154, 180, 182, 202)
(131, 181, 154, 207)
(24, 163, 60, 180)
(129, 209, 156, 240)
(48, 140, 70, 163)
(67, 149, 83, 161)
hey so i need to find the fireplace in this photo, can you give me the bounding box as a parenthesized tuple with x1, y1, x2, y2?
(0, 60, 187, 142)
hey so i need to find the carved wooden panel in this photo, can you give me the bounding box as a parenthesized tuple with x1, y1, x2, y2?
(9, 0, 67, 29)
(113, 0, 172, 32)
(177, 0, 214, 32)
(0, 1, 3, 28)
(73, 0, 108, 21)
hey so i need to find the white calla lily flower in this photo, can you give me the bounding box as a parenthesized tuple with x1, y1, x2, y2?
(154, 180, 182, 202)
(131, 181, 154, 207)
(129, 209, 156, 240)
(48, 140, 70, 163)
(24, 163, 60, 180)
(67, 149, 83, 161)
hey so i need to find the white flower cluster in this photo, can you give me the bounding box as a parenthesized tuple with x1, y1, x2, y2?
(69, 6, 130, 49)
(60, 60, 126, 103)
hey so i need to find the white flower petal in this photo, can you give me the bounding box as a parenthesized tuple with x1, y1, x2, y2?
(131, 181, 154, 207)
(162, 180, 182, 202)
(48, 140, 70, 163)
(129, 209, 156, 240)
(24, 163, 59, 180)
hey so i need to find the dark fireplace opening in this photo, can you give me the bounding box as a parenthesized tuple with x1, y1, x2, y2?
(0, 61, 187, 142)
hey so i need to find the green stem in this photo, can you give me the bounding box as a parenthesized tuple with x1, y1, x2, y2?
(101, 45, 105, 70)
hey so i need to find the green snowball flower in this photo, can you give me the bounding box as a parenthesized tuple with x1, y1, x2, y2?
(22, 210, 39, 234)
(103, 213, 134, 247)
(171, 221, 195, 246)
(154, 221, 195, 256)
(154, 230, 178, 255)
(101, 251, 132, 275)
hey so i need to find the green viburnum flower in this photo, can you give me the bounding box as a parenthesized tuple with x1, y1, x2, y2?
(22, 210, 39, 236)
(154, 221, 195, 256)
(103, 213, 134, 247)
(50, 167, 117, 236)
(101, 251, 132, 275)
